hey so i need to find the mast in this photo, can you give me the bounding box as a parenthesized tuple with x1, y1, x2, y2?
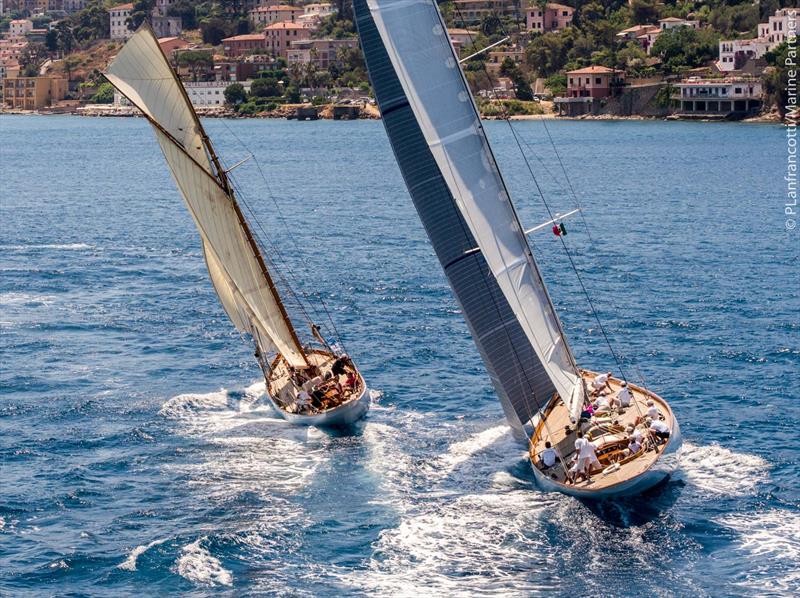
(354, 0, 584, 431)
(105, 25, 308, 368)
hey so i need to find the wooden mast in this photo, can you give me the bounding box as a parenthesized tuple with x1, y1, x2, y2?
(131, 23, 309, 366)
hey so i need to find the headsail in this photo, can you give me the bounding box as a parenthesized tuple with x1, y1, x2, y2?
(106, 26, 307, 368)
(355, 0, 584, 426)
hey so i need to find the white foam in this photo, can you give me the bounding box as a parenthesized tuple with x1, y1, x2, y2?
(677, 442, 769, 496)
(0, 516, 4, 531)
(717, 510, 800, 593)
(0, 292, 55, 306)
(0, 243, 94, 251)
(430, 424, 512, 477)
(118, 538, 168, 572)
(175, 537, 233, 587)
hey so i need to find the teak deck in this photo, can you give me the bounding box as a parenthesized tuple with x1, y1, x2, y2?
(529, 371, 674, 491)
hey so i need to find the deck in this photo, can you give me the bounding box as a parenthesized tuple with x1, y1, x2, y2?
(529, 371, 674, 492)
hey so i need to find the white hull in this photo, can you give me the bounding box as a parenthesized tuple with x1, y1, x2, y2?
(267, 383, 371, 428)
(531, 418, 682, 499)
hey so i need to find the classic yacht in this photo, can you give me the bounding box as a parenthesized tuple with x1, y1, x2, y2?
(354, 0, 681, 496)
(104, 26, 370, 427)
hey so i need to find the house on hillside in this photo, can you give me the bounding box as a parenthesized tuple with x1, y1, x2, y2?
(565, 65, 625, 98)
(526, 3, 574, 33)
(264, 21, 311, 59)
(672, 77, 763, 118)
(249, 5, 303, 27)
(658, 17, 699, 31)
(222, 34, 267, 57)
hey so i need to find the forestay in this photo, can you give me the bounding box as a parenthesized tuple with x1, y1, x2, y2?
(362, 0, 584, 419)
(106, 26, 307, 368)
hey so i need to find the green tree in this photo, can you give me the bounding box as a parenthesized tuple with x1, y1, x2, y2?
(651, 26, 720, 74)
(250, 77, 282, 97)
(90, 82, 115, 103)
(525, 31, 572, 77)
(224, 82, 247, 105)
(71, 0, 110, 44)
(630, 0, 659, 25)
(763, 42, 791, 117)
(127, 0, 155, 32)
(19, 42, 47, 77)
(177, 50, 213, 81)
(55, 21, 75, 56)
(167, 0, 198, 29)
(200, 17, 230, 45)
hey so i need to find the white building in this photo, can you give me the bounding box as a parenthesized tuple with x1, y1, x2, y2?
(151, 15, 181, 38)
(759, 8, 796, 45)
(297, 2, 334, 26)
(719, 8, 797, 72)
(249, 4, 303, 27)
(9, 19, 33, 37)
(718, 38, 771, 72)
(109, 3, 133, 41)
(183, 81, 252, 107)
(672, 77, 763, 116)
(658, 17, 699, 31)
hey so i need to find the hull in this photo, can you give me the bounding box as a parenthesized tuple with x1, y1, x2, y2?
(267, 383, 371, 428)
(531, 418, 682, 499)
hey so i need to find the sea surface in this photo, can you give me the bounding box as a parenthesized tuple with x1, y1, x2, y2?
(0, 115, 797, 597)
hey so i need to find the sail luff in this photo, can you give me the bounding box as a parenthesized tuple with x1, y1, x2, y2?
(105, 26, 307, 368)
(357, 0, 584, 423)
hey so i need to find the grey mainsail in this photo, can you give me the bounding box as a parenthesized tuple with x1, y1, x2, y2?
(354, 0, 583, 435)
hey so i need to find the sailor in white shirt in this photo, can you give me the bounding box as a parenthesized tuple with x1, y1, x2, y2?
(591, 371, 612, 395)
(617, 381, 632, 408)
(646, 399, 660, 420)
(625, 437, 642, 456)
(575, 431, 600, 474)
(649, 418, 671, 443)
(295, 389, 312, 412)
(540, 441, 558, 469)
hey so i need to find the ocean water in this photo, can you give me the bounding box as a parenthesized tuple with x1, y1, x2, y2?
(0, 114, 797, 597)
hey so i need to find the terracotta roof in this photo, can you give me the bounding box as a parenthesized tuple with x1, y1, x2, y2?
(222, 34, 266, 42)
(546, 3, 574, 11)
(567, 65, 621, 75)
(110, 2, 133, 10)
(265, 21, 309, 30)
(659, 17, 686, 23)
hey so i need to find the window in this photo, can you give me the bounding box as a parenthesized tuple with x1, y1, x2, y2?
(595, 77, 601, 84)
(562, 11, 568, 16)
(735, 87, 742, 94)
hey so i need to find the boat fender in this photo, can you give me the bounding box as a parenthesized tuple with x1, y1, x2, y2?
(602, 463, 621, 475)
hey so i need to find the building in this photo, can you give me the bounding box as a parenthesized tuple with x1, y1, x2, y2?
(249, 4, 303, 27)
(451, 0, 516, 26)
(153, 0, 173, 17)
(2, 76, 67, 110)
(109, 3, 133, 41)
(9, 19, 33, 36)
(485, 47, 523, 75)
(222, 33, 267, 57)
(297, 2, 333, 27)
(759, 8, 796, 45)
(672, 77, 763, 117)
(158, 36, 192, 58)
(718, 38, 771, 72)
(151, 15, 181, 38)
(658, 17, 699, 31)
(62, 0, 87, 13)
(636, 26, 661, 54)
(0, 39, 28, 61)
(526, 3, 574, 33)
(616, 24, 656, 41)
(447, 28, 479, 47)
(183, 80, 251, 107)
(264, 21, 311, 59)
(286, 38, 358, 69)
(213, 60, 258, 82)
(565, 65, 625, 98)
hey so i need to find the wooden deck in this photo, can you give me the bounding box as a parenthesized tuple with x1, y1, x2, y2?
(267, 349, 364, 414)
(529, 371, 674, 491)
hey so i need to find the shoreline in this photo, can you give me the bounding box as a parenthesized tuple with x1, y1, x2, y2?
(1, 107, 784, 124)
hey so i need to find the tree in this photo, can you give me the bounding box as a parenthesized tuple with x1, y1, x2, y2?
(224, 82, 247, 105)
(167, 0, 198, 30)
(177, 50, 213, 81)
(64, 55, 81, 82)
(763, 42, 791, 117)
(45, 29, 59, 52)
(630, 0, 659, 25)
(127, 0, 155, 32)
(250, 77, 282, 97)
(200, 17, 230, 45)
(71, 0, 110, 43)
(90, 82, 115, 103)
(525, 31, 572, 77)
(55, 20, 74, 56)
(20, 43, 48, 77)
(651, 26, 720, 74)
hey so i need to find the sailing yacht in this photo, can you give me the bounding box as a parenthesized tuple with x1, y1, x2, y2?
(104, 26, 370, 427)
(353, 0, 681, 497)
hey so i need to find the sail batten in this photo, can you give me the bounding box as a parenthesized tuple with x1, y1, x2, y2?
(106, 26, 307, 368)
(355, 0, 584, 430)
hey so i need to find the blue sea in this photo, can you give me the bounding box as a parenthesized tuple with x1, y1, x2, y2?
(0, 115, 797, 596)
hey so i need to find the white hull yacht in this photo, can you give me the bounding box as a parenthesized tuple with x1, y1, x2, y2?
(105, 26, 369, 428)
(354, 0, 681, 496)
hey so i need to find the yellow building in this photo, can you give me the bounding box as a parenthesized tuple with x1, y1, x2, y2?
(2, 77, 68, 110)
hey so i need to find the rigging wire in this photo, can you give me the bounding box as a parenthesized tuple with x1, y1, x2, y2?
(453, 2, 631, 385)
(214, 120, 348, 354)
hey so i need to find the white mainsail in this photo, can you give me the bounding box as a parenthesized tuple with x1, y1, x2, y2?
(106, 26, 307, 368)
(366, 0, 583, 418)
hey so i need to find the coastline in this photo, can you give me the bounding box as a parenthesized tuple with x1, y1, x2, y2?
(0, 105, 783, 124)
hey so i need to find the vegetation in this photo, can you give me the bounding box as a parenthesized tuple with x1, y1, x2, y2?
(763, 42, 792, 117)
(90, 81, 115, 103)
(223, 82, 247, 105)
